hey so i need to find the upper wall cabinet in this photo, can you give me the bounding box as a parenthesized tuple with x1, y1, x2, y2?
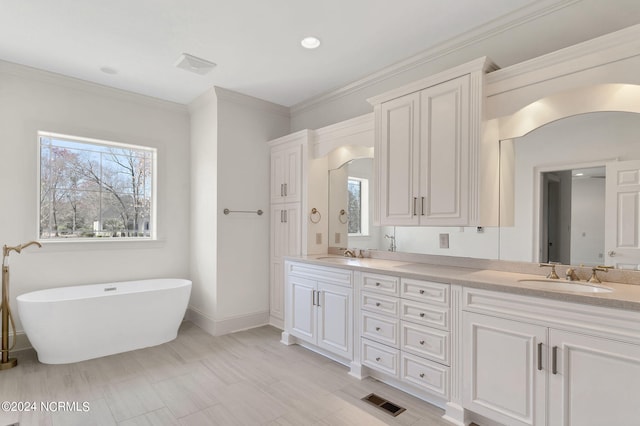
(271, 143, 302, 204)
(369, 57, 498, 227)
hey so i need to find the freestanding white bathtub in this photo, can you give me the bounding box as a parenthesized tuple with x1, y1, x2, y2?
(17, 278, 191, 364)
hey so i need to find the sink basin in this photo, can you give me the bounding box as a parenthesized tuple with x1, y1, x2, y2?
(517, 279, 613, 293)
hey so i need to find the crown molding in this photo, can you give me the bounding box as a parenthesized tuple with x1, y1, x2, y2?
(366, 57, 496, 105)
(312, 113, 374, 158)
(267, 129, 312, 148)
(485, 23, 640, 97)
(0, 60, 189, 114)
(290, 0, 579, 115)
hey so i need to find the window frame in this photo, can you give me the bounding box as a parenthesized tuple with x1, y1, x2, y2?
(347, 176, 370, 237)
(37, 131, 158, 243)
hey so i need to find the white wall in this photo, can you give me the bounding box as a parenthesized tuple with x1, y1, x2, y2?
(188, 87, 289, 335)
(571, 177, 605, 266)
(0, 61, 191, 339)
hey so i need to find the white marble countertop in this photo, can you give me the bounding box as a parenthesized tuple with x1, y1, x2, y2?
(287, 254, 640, 311)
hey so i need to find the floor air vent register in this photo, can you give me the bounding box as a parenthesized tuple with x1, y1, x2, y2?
(362, 393, 406, 417)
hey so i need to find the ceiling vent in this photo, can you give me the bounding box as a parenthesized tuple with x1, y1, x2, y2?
(175, 53, 217, 75)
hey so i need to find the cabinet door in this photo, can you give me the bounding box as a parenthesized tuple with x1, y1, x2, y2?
(289, 276, 316, 344)
(463, 312, 546, 426)
(284, 203, 301, 257)
(548, 329, 640, 426)
(316, 282, 353, 359)
(378, 93, 420, 225)
(270, 145, 302, 204)
(419, 75, 469, 225)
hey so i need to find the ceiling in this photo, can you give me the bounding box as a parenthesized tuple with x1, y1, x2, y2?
(1, 0, 639, 107)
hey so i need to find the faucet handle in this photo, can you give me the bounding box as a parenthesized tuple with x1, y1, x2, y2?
(588, 265, 612, 284)
(539, 262, 560, 279)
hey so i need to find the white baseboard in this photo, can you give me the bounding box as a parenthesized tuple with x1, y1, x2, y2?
(186, 306, 270, 336)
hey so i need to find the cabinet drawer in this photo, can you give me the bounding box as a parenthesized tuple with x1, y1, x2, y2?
(362, 311, 400, 347)
(287, 262, 352, 287)
(401, 299, 449, 331)
(401, 352, 449, 399)
(361, 338, 400, 378)
(401, 278, 449, 306)
(401, 321, 449, 365)
(362, 273, 399, 296)
(361, 292, 399, 317)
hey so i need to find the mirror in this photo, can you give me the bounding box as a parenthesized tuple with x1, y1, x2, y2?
(328, 158, 391, 251)
(328, 158, 500, 258)
(499, 111, 640, 269)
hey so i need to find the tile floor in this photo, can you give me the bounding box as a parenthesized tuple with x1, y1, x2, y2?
(1, 323, 452, 425)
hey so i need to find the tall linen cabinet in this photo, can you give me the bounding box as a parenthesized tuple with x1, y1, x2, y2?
(269, 130, 320, 329)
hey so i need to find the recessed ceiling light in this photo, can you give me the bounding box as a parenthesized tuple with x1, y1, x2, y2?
(575, 173, 584, 176)
(175, 53, 217, 75)
(301, 36, 321, 49)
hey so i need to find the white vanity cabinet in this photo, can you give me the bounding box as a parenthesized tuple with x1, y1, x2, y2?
(360, 272, 452, 401)
(285, 261, 353, 360)
(369, 57, 498, 227)
(463, 288, 640, 426)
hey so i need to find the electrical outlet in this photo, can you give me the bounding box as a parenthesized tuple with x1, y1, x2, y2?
(335, 233, 341, 244)
(439, 233, 450, 249)
(316, 233, 322, 244)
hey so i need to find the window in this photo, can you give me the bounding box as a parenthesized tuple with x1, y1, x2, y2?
(347, 176, 369, 236)
(38, 132, 156, 240)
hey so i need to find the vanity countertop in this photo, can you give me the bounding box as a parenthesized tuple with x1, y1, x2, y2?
(287, 255, 640, 311)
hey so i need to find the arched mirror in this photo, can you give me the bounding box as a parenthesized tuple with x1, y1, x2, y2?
(498, 84, 640, 269)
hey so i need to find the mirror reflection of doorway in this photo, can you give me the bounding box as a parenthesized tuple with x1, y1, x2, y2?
(540, 166, 605, 266)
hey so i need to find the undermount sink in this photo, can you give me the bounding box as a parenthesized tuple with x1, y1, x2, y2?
(517, 279, 613, 293)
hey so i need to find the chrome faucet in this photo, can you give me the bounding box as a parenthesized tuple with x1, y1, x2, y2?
(343, 249, 356, 258)
(384, 234, 396, 252)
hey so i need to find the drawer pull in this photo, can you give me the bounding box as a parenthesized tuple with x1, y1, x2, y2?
(419, 373, 425, 378)
(375, 282, 381, 286)
(419, 289, 425, 294)
(419, 340, 425, 345)
(375, 302, 381, 307)
(375, 327, 381, 332)
(375, 357, 381, 362)
(419, 313, 425, 318)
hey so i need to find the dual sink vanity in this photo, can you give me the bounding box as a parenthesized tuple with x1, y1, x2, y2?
(281, 255, 640, 426)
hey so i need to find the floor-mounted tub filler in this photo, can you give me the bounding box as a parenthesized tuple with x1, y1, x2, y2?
(17, 278, 191, 364)
(1, 241, 42, 370)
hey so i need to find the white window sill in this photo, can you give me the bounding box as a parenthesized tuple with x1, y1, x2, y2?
(36, 238, 166, 253)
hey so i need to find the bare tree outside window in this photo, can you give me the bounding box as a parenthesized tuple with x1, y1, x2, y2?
(347, 178, 362, 234)
(39, 133, 155, 240)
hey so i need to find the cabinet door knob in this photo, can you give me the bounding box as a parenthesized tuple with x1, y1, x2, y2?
(375, 327, 381, 332)
(375, 302, 381, 307)
(419, 313, 425, 318)
(419, 289, 425, 295)
(419, 340, 425, 345)
(375, 282, 381, 286)
(375, 357, 381, 362)
(419, 373, 425, 378)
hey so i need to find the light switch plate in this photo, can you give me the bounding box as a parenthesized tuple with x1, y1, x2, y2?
(439, 233, 449, 249)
